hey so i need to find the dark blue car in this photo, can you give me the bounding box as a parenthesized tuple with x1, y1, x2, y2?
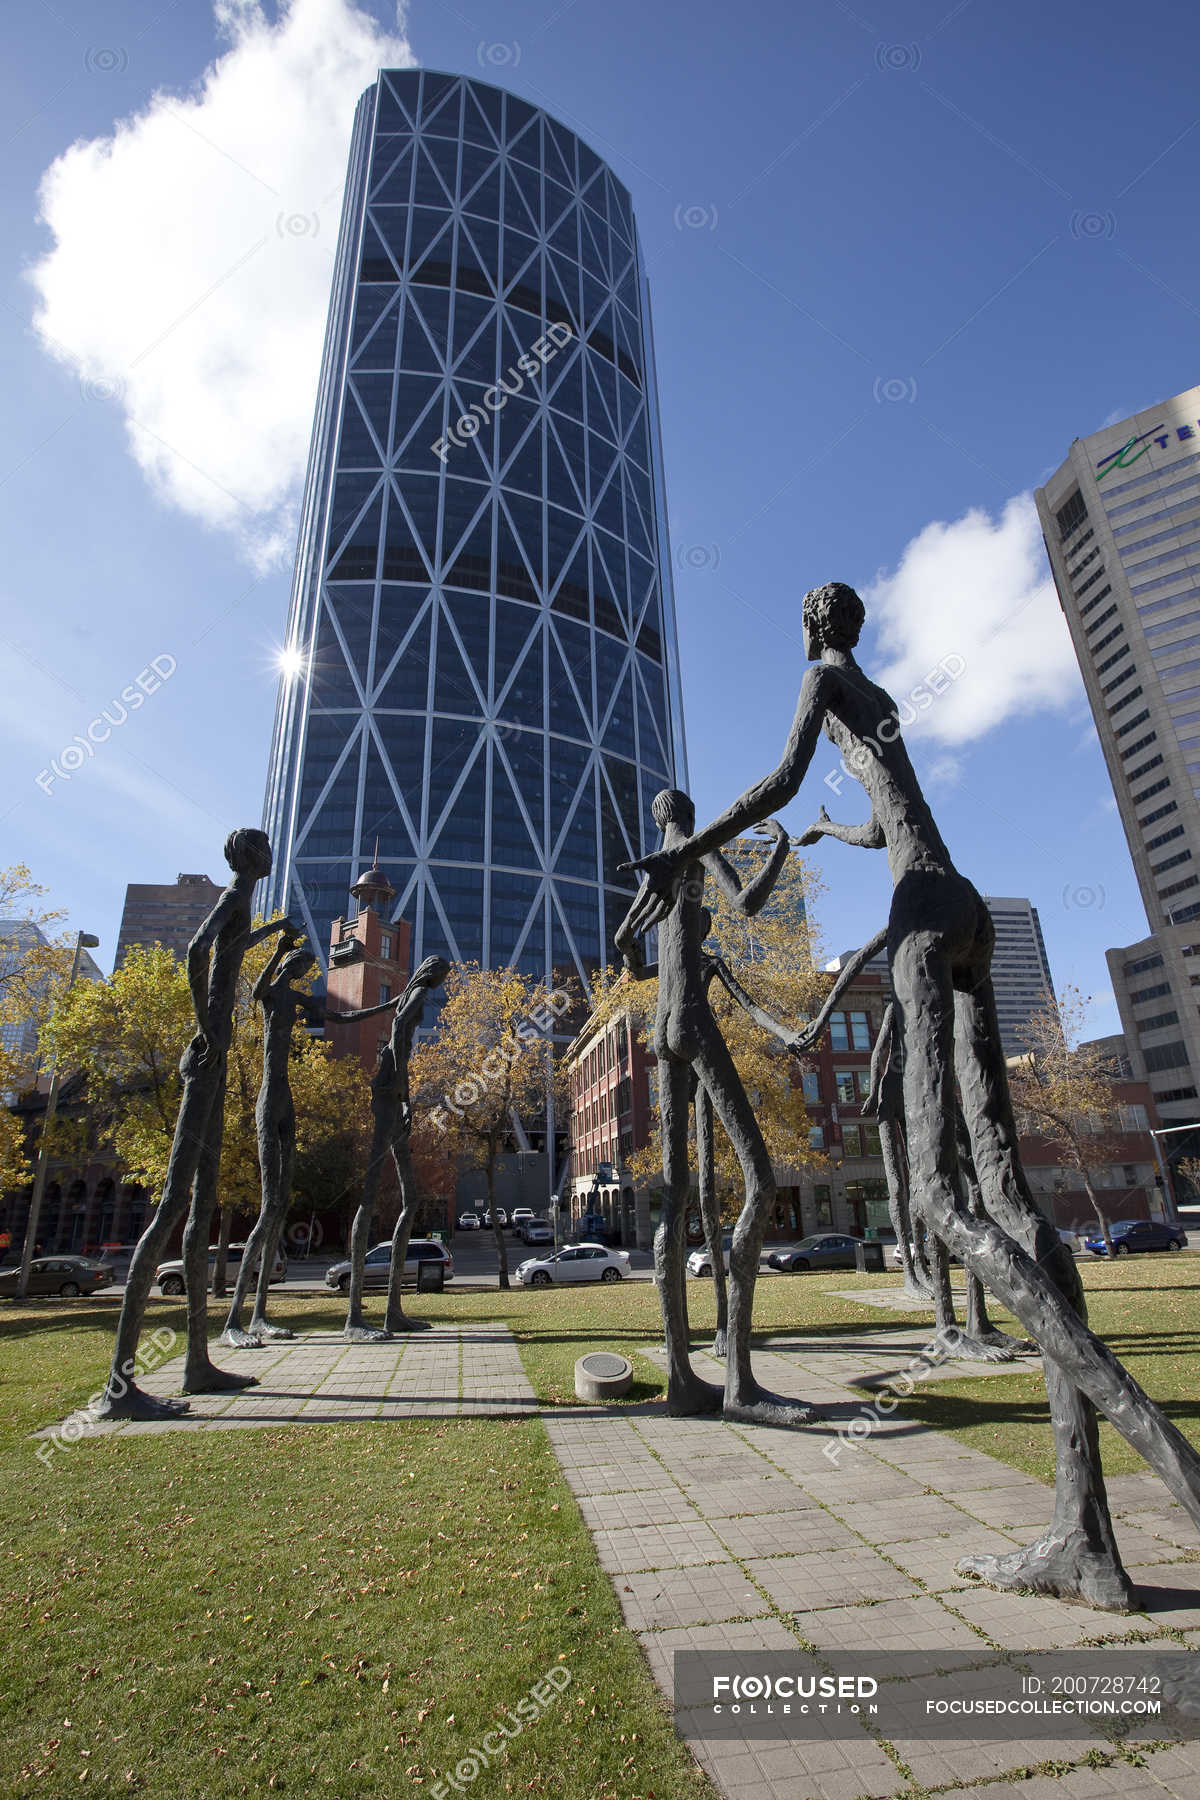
(1084, 1219, 1187, 1257)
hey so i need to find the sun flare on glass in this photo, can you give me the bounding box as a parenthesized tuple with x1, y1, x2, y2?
(278, 644, 307, 681)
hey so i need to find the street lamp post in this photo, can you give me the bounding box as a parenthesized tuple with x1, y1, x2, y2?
(16, 929, 100, 1299)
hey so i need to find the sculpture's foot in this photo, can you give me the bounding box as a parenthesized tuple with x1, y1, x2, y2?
(344, 1323, 393, 1343)
(181, 1360, 260, 1395)
(956, 1532, 1135, 1612)
(665, 1375, 724, 1417)
(946, 1333, 1016, 1364)
(383, 1313, 432, 1334)
(723, 1382, 816, 1428)
(218, 1326, 264, 1350)
(248, 1320, 294, 1340)
(710, 1328, 728, 1360)
(976, 1327, 1037, 1354)
(90, 1383, 190, 1422)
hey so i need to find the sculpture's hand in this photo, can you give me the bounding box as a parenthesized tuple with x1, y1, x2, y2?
(794, 805, 832, 848)
(617, 849, 684, 931)
(754, 818, 788, 843)
(398, 1100, 412, 1135)
(181, 1030, 215, 1077)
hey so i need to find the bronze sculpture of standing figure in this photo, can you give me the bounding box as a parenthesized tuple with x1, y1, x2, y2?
(95, 829, 296, 1419)
(220, 941, 397, 1349)
(344, 955, 450, 1342)
(617, 794, 808, 1425)
(623, 581, 1200, 1607)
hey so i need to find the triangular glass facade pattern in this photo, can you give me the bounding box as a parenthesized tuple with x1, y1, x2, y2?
(262, 71, 687, 987)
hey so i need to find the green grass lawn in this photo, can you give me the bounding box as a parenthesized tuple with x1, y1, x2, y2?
(0, 1289, 718, 1799)
(2, 1255, 1197, 1795)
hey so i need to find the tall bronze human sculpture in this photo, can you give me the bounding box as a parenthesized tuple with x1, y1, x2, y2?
(220, 941, 399, 1350)
(343, 955, 450, 1342)
(616, 798, 807, 1425)
(96, 829, 296, 1419)
(623, 582, 1200, 1608)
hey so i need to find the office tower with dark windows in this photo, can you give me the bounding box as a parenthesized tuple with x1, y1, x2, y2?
(1036, 386, 1200, 1124)
(114, 873, 223, 969)
(261, 70, 686, 988)
(982, 896, 1055, 1058)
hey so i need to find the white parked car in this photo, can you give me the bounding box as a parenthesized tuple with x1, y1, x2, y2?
(517, 1242, 630, 1287)
(457, 1212, 482, 1230)
(686, 1234, 732, 1278)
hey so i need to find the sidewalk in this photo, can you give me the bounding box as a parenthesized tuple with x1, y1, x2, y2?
(545, 1335, 1200, 1799)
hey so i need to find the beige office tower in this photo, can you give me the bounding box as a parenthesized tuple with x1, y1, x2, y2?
(1036, 384, 1200, 1125)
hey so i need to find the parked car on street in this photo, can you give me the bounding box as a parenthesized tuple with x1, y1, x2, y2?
(686, 1234, 733, 1278)
(0, 1255, 114, 1298)
(482, 1208, 508, 1228)
(457, 1212, 482, 1230)
(324, 1240, 454, 1290)
(767, 1234, 862, 1273)
(1084, 1219, 1186, 1257)
(521, 1221, 553, 1245)
(517, 1243, 630, 1286)
(156, 1238, 287, 1296)
(155, 1243, 287, 1296)
(510, 1207, 536, 1234)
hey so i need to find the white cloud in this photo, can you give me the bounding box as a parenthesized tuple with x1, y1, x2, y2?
(28, 0, 414, 567)
(865, 491, 1083, 746)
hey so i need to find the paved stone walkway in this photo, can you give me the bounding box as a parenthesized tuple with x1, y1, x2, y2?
(546, 1336, 1200, 1800)
(39, 1322, 537, 1437)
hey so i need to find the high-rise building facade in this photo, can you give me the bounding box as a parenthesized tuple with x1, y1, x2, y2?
(114, 874, 222, 968)
(1036, 385, 1200, 1123)
(262, 70, 686, 988)
(982, 896, 1056, 1057)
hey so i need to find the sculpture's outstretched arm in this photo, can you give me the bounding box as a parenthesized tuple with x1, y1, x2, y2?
(703, 819, 791, 918)
(252, 937, 293, 1005)
(796, 804, 885, 850)
(620, 663, 838, 926)
(326, 998, 396, 1025)
(707, 956, 803, 1053)
(786, 926, 889, 1056)
(246, 915, 299, 949)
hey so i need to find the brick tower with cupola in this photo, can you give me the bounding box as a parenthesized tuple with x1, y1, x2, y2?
(325, 863, 412, 1071)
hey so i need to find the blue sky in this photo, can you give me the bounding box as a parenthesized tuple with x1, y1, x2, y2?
(2, 0, 1198, 1035)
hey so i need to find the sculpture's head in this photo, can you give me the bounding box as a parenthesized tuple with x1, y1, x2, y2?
(280, 947, 315, 983)
(650, 788, 696, 839)
(802, 582, 865, 660)
(411, 954, 451, 990)
(224, 827, 273, 880)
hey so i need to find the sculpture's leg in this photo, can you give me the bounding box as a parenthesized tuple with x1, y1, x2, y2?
(695, 1083, 728, 1358)
(244, 1104, 297, 1341)
(93, 1066, 223, 1419)
(696, 1033, 814, 1427)
(182, 1072, 258, 1394)
(345, 1114, 391, 1342)
(939, 1107, 1016, 1363)
(946, 975, 1131, 1607)
(384, 1135, 430, 1334)
(880, 1108, 928, 1298)
(655, 1059, 722, 1415)
(222, 1103, 295, 1346)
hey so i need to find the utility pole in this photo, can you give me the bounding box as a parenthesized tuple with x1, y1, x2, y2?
(17, 930, 100, 1299)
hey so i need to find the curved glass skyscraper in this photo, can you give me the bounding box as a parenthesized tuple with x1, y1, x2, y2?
(262, 69, 686, 984)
